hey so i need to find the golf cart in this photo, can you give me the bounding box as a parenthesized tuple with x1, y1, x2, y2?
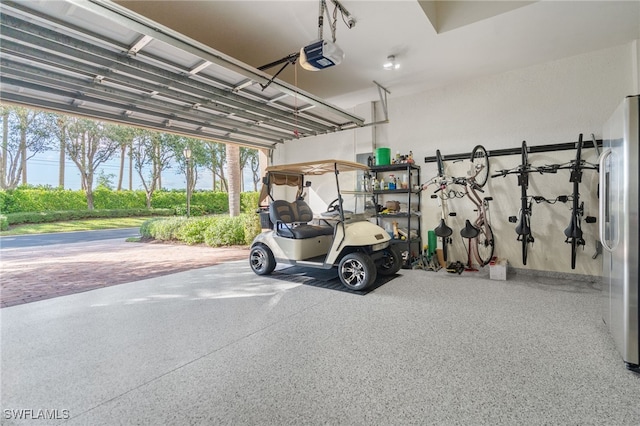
(250, 160, 403, 290)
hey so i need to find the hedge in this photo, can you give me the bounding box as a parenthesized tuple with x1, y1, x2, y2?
(0, 187, 260, 215)
(5, 208, 175, 225)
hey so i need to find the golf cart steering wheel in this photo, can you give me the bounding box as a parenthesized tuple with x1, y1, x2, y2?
(322, 197, 354, 219)
(326, 198, 342, 214)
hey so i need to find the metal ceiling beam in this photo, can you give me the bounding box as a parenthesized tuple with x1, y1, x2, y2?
(83, 0, 364, 125)
(0, 16, 332, 135)
(0, 0, 366, 149)
(0, 57, 297, 142)
(0, 74, 287, 145)
(1, 90, 276, 149)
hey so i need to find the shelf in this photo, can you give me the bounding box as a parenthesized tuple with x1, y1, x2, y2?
(371, 162, 421, 268)
(373, 189, 418, 195)
(342, 190, 373, 195)
(370, 163, 420, 173)
(378, 213, 420, 218)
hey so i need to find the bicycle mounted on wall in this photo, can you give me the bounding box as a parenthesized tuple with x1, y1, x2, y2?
(491, 137, 599, 267)
(451, 146, 495, 269)
(422, 145, 493, 269)
(538, 133, 599, 269)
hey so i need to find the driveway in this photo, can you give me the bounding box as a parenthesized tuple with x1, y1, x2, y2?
(0, 230, 249, 308)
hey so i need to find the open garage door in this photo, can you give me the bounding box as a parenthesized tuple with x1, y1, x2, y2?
(0, 0, 365, 150)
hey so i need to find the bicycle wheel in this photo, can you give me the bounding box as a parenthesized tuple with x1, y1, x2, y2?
(570, 135, 583, 270)
(520, 212, 530, 266)
(470, 145, 489, 187)
(475, 222, 495, 266)
(436, 149, 444, 177)
(520, 141, 530, 266)
(442, 236, 448, 262)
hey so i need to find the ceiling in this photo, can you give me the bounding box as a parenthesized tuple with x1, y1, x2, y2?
(0, 0, 366, 150)
(115, 0, 640, 108)
(1, 1, 638, 150)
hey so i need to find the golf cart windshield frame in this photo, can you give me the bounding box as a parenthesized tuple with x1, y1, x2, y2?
(258, 159, 371, 239)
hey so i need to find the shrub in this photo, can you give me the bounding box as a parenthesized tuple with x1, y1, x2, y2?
(175, 216, 217, 245)
(191, 191, 229, 213)
(241, 213, 261, 244)
(203, 216, 246, 246)
(152, 190, 228, 214)
(5, 208, 174, 225)
(140, 217, 164, 238)
(241, 192, 260, 213)
(0, 191, 13, 213)
(173, 204, 207, 217)
(0, 215, 8, 231)
(0, 187, 257, 215)
(93, 187, 146, 210)
(140, 212, 260, 247)
(1, 187, 86, 213)
(141, 216, 185, 241)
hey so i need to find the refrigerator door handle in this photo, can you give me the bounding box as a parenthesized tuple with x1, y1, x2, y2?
(599, 148, 615, 252)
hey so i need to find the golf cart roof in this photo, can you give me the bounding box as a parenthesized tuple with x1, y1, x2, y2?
(265, 160, 369, 176)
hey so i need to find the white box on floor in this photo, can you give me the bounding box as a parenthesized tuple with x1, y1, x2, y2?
(489, 258, 508, 280)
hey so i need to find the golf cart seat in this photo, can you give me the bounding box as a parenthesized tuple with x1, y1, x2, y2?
(269, 200, 334, 239)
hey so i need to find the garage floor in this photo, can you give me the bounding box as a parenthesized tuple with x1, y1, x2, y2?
(1, 262, 639, 425)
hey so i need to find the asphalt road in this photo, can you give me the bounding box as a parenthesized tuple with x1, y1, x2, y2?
(0, 228, 141, 249)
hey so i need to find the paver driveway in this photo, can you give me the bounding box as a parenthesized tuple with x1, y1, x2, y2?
(0, 237, 248, 308)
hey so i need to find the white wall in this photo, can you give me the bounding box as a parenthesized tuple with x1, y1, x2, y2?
(274, 41, 639, 277)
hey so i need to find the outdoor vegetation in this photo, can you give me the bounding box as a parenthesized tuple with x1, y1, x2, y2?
(0, 104, 265, 245)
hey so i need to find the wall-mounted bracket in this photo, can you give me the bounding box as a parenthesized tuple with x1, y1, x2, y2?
(424, 138, 602, 164)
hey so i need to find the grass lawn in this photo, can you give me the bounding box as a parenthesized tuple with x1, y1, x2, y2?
(0, 217, 155, 236)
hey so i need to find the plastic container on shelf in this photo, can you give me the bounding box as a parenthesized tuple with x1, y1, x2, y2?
(375, 147, 391, 165)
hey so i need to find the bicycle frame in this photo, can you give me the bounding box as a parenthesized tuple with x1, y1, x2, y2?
(543, 133, 599, 269)
(431, 176, 456, 263)
(425, 146, 491, 267)
(492, 141, 536, 265)
(423, 150, 461, 264)
(462, 177, 495, 266)
(516, 170, 535, 265)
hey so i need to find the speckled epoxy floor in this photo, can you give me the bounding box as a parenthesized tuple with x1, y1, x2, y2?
(1, 261, 639, 425)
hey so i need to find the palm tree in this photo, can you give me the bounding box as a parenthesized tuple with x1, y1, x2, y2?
(226, 143, 241, 216)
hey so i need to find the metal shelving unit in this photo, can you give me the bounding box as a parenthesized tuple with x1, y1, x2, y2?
(371, 163, 421, 268)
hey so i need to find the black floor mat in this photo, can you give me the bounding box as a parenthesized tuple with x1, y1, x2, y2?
(271, 266, 397, 295)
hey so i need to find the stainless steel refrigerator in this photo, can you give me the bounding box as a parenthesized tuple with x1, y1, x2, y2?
(600, 95, 640, 372)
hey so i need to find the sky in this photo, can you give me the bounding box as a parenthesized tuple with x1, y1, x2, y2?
(25, 149, 259, 192)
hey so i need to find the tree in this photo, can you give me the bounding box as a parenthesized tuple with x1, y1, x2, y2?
(109, 125, 137, 190)
(132, 129, 178, 208)
(65, 118, 119, 209)
(240, 147, 259, 191)
(54, 115, 69, 188)
(226, 143, 241, 216)
(203, 141, 227, 192)
(96, 169, 116, 189)
(249, 150, 260, 191)
(0, 105, 56, 189)
(174, 137, 208, 195)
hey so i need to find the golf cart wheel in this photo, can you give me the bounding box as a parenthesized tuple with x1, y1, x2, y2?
(338, 252, 377, 291)
(377, 245, 403, 276)
(250, 245, 276, 275)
